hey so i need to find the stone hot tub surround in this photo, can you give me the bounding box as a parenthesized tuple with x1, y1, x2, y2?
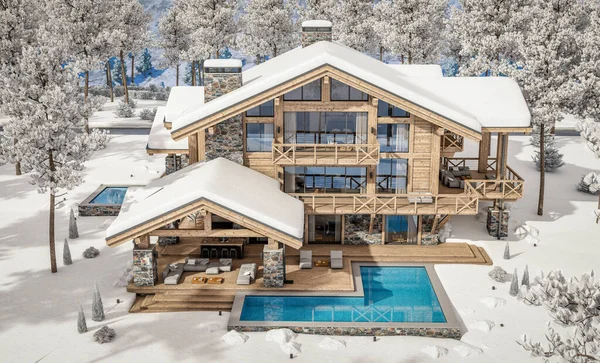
(78, 185, 132, 217)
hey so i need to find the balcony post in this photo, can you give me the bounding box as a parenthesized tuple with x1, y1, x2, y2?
(495, 132, 509, 180)
(478, 131, 491, 174)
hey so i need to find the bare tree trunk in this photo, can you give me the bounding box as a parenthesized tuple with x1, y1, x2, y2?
(400, 55, 405, 64)
(191, 61, 196, 86)
(408, 51, 413, 65)
(120, 50, 129, 104)
(379, 47, 383, 61)
(537, 124, 545, 216)
(84, 71, 90, 134)
(14, 139, 21, 175)
(106, 61, 114, 102)
(131, 54, 135, 86)
(48, 150, 57, 273)
(176, 63, 179, 86)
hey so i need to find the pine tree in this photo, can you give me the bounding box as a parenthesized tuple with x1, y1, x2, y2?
(92, 283, 105, 322)
(521, 265, 530, 287)
(157, 3, 192, 87)
(136, 48, 153, 77)
(63, 238, 73, 265)
(69, 209, 79, 239)
(533, 140, 565, 172)
(577, 172, 600, 195)
(239, 0, 297, 61)
(298, 0, 335, 22)
(0, 32, 110, 273)
(330, 0, 376, 53)
(77, 304, 87, 334)
(183, 62, 202, 86)
(509, 268, 519, 296)
(503, 242, 510, 260)
(112, 58, 124, 86)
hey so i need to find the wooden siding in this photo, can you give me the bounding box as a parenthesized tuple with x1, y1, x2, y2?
(411, 118, 436, 193)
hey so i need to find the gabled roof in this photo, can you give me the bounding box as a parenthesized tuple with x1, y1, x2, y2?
(388, 64, 444, 78)
(171, 41, 530, 138)
(165, 86, 205, 123)
(105, 158, 305, 248)
(146, 107, 188, 153)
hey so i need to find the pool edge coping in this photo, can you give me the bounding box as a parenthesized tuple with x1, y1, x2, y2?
(227, 262, 462, 335)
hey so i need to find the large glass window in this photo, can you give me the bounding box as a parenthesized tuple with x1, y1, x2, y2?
(377, 124, 410, 152)
(246, 100, 274, 117)
(246, 123, 274, 152)
(283, 79, 321, 101)
(377, 158, 408, 193)
(308, 215, 342, 244)
(284, 112, 368, 144)
(284, 166, 367, 194)
(330, 78, 368, 101)
(385, 216, 418, 244)
(377, 100, 410, 117)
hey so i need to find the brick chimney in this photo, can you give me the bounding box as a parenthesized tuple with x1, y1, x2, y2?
(301, 20, 332, 47)
(203, 59, 243, 102)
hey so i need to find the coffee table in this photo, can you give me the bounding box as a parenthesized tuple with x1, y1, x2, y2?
(208, 277, 224, 284)
(191, 277, 207, 284)
(315, 260, 329, 267)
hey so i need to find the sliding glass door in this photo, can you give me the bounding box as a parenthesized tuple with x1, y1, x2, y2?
(284, 112, 368, 145)
(308, 215, 342, 244)
(385, 216, 418, 244)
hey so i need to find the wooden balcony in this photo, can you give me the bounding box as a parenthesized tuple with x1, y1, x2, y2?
(440, 131, 464, 155)
(290, 193, 479, 216)
(440, 157, 525, 200)
(272, 143, 380, 166)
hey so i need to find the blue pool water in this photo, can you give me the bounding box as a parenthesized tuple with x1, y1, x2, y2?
(90, 187, 128, 205)
(240, 266, 446, 323)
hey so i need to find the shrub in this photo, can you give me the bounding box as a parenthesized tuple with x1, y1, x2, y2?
(136, 91, 154, 100)
(83, 246, 100, 258)
(139, 108, 157, 121)
(148, 84, 159, 92)
(89, 95, 106, 111)
(113, 100, 134, 118)
(509, 268, 519, 296)
(94, 326, 116, 344)
(154, 92, 168, 101)
(577, 172, 600, 195)
(488, 266, 508, 282)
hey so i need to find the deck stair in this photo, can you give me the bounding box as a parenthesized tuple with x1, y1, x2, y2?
(130, 290, 236, 313)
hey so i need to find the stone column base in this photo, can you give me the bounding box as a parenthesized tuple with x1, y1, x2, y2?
(421, 233, 439, 246)
(132, 244, 158, 286)
(263, 246, 284, 288)
(165, 154, 189, 175)
(486, 206, 509, 239)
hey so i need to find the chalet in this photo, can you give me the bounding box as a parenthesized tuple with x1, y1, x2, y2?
(106, 21, 530, 308)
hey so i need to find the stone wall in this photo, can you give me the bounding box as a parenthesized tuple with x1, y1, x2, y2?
(344, 215, 382, 245)
(165, 154, 189, 175)
(204, 72, 242, 102)
(205, 117, 243, 164)
(132, 245, 158, 287)
(302, 31, 333, 47)
(487, 206, 509, 239)
(262, 247, 285, 288)
(78, 204, 121, 217)
(228, 325, 461, 339)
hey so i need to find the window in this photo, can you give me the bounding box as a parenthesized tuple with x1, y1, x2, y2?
(308, 215, 342, 244)
(385, 216, 418, 244)
(377, 124, 410, 152)
(283, 79, 321, 101)
(283, 166, 367, 194)
(246, 123, 274, 152)
(246, 100, 274, 117)
(284, 112, 368, 144)
(330, 78, 368, 101)
(377, 158, 408, 193)
(377, 101, 410, 117)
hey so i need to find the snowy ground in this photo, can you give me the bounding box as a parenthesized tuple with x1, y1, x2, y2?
(0, 133, 598, 363)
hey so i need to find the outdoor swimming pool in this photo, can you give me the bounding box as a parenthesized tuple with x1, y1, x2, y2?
(89, 187, 128, 204)
(240, 266, 446, 323)
(79, 185, 130, 216)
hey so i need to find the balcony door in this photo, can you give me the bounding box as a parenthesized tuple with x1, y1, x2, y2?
(308, 215, 342, 244)
(385, 215, 418, 244)
(284, 112, 368, 145)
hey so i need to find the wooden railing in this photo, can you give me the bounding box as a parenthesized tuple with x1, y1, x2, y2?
(441, 132, 464, 153)
(442, 157, 497, 173)
(290, 192, 479, 215)
(272, 143, 380, 166)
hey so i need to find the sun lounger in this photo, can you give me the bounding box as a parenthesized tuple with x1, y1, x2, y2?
(237, 263, 257, 285)
(330, 250, 343, 269)
(163, 263, 184, 285)
(299, 250, 312, 269)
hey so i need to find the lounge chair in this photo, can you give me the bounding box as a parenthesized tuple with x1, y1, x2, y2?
(330, 250, 343, 269)
(237, 263, 257, 285)
(299, 250, 312, 269)
(163, 263, 184, 285)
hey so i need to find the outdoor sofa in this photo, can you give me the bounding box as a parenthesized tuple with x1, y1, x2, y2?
(236, 263, 257, 285)
(163, 263, 184, 285)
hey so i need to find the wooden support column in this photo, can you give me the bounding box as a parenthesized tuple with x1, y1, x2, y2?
(340, 215, 345, 245)
(369, 214, 375, 234)
(267, 238, 278, 250)
(135, 234, 150, 249)
(204, 212, 212, 231)
(430, 127, 442, 193)
(322, 76, 330, 102)
(495, 133, 509, 180)
(478, 131, 491, 173)
(274, 96, 283, 144)
(381, 216, 386, 245)
(187, 130, 205, 164)
(417, 216, 423, 245)
(367, 96, 378, 145)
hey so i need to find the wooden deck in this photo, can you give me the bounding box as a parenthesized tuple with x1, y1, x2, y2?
(129, 241, 491, 313)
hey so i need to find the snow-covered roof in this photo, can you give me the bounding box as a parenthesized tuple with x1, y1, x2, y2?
(204, 59, 243, 69)
(147, 107, 188, 152)
(388, 64, 444, 78)
(165, 86, 205, 123)
(172, 41, 530, 137)
(302, 20, 332, 28)
(106, 157, 305, 244)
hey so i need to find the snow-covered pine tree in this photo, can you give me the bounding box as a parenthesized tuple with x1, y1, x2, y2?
(371, 0, 390, 61)
(0, 32, 110, 273)
(533, 139, 565, 172)
(63, 238, 73, 265)
(110, 0, 151, 103)
(516, 0, 586, 216)
(530, 124, 554, 148)
(373, 0, 446, 64)
(136, 48, 153, 77)
(239, 0, 297, 62)
(577, 172, 600, 195)
(298, 0, 335, 22)
(448, 0, 528, 76)
(77, 304, 87, 334)
(503, 242, 510, 260)
(112, 59, 124, 86)
(522, 265, 529, 287)
(69, 209, 79, 239)
(92, 283, 105, 322)
(0, 0, 44, 175)
(330, 0, 376, 53)
(509, 268, 519, 296)
(157, 3, 192, 86)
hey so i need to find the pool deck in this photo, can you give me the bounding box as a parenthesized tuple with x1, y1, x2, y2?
(128, 241, 490, 314)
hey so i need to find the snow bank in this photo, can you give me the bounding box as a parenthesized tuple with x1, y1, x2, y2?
(265, 328, 297, 344)
(318, 337, 346, 351)
(221, 330, 248, 345)
(469, 320, 496, 332)
(280, 341, 302, 355)
(421, 345, 448, 359)
(480, 297, 507, 309)
(198, 323, 221, 333)
(454, 344, 484, 357)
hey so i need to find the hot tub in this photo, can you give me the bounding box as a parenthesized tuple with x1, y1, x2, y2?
(79, 185, 129, 216)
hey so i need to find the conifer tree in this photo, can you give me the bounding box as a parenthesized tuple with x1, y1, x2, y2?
(136, 48, 153, 77)
(298, 0, 335, 22)
(69, 209, 79, 239)
(63, 238, 73, 265)
(157, 3, 191, 86)
(509, 268, 519, 296)
(77, 304, 87, 334)
(503, 242, 510, 260)
(330, 0, 376, 53)
(521, 265, 530, 288)
(92, 283, 105, 322)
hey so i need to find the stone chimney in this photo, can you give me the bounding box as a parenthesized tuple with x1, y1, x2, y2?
(202, 59, 244, 164)
(203, 59, 243, 102)
(301, 20, 333, 47)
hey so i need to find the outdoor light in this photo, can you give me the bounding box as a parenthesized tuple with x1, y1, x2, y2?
(277, 126, 281, 133)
